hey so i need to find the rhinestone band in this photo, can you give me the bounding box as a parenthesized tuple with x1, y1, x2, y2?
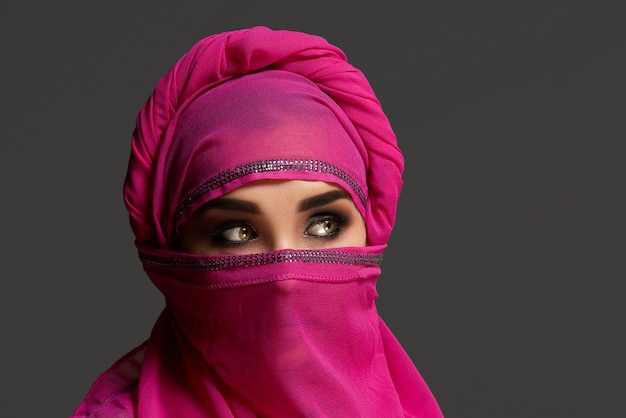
(140, 249, 382, 271)
(175, 159, 367, 219)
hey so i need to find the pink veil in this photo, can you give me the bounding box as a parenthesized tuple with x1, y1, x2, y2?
(72, 27, 443, 418)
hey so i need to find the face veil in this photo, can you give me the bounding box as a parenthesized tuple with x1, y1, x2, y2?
(72, 26, 443, 418)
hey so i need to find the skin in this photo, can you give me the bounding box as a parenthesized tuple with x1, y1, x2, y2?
(179, 180, 366, 255)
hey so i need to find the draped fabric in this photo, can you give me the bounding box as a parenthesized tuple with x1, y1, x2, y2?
(123, 26, 403, 248)
(72, 27, 443, 417)
(159, 69, 370, 246)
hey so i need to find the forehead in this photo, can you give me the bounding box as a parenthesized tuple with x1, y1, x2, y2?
(222, 180, 347, 200)
(205, 180, 356, 215)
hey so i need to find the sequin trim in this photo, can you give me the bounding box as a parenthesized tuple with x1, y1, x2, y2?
(175, 159, 367, 219)
(140, 249, 382, 271)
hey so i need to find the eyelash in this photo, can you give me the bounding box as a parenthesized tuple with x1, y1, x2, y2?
(304, 213, 345, 239)
(211, 213, 346, 246)
(211, 221, 258, 245)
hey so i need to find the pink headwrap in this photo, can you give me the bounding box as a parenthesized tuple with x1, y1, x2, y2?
(124, 25, 402, 248)
(72, 27, 442, 417)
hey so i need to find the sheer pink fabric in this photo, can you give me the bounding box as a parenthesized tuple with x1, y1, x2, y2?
(72, 27, 443, 417)
(123, 26, 402, 248)
(162, 70, 370, 243)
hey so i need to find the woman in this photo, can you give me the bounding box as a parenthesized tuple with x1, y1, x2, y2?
(72, 26, 443, 417)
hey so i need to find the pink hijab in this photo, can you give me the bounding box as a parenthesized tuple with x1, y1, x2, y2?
(72, 26, 443, 417)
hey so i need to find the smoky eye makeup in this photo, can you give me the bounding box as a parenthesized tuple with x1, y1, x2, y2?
(304, 212, 349, 239)
(210, 220, 259, 245)
(179, 186, 365, 254)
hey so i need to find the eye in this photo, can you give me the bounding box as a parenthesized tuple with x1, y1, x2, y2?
(305, 215, 342, 238)
(216, 224, 258, 244)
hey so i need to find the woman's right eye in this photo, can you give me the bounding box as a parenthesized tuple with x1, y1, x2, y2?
(217, 224, 257, 244)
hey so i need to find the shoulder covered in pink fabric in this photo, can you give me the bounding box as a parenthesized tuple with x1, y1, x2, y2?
(71, 343, 145, 418)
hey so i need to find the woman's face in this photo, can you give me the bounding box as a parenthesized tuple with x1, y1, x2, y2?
(179, 180, 366, 255)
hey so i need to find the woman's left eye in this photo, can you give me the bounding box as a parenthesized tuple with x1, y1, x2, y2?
(305, 216, 341, 237)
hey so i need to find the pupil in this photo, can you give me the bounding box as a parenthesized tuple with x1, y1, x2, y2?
(240, 227, 249, 239)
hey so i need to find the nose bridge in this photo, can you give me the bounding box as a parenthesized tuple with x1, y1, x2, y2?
(260, 190, 301, 252)
(263, 210, 301, 251)
(269, 230, 299, 251)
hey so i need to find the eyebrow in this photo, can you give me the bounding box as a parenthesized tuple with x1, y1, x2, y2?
(198, 189, 351, 215)
(199, 198, 261, 214)
(298, 190, 351, 212)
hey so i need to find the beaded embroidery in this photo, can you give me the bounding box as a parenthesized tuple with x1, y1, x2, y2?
(140, 249, 382, 271)
(175, 159, 367, 219)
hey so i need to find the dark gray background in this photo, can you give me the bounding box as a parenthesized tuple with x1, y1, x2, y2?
(2, 1, 624, 416)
